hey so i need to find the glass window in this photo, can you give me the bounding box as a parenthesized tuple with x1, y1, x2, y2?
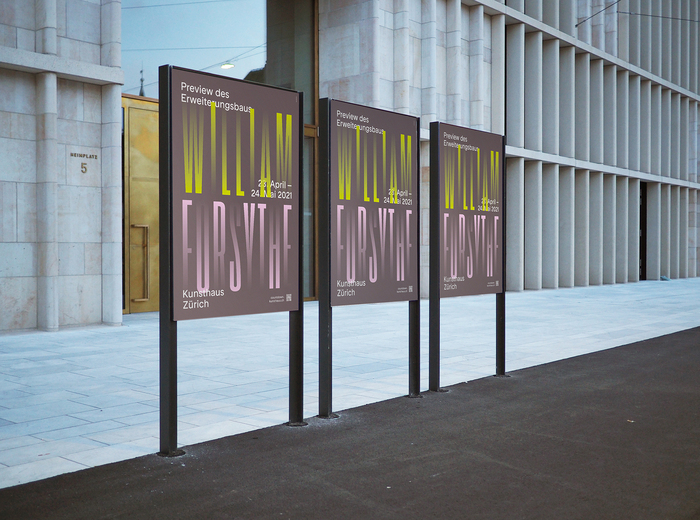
(122, 0, 314, 124)
(122, 1, 267, 98)
(122, 0, 317, 298)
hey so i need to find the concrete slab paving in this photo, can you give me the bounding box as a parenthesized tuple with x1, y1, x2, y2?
(0, 278, 698, 489)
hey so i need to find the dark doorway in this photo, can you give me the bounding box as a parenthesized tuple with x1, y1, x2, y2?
(640, 182, 647, 280)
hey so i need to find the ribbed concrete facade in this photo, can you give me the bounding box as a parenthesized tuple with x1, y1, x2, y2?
(1, 1, 698, 330)
(320, 0, 700, 296)
(0, 1, 124, 331)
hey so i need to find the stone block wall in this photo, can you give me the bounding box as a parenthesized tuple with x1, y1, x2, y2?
(0, 68, 39, 330)
(56, 78, 103, 326)
(58, 0, 102, 64)
(0, 0, 123, 331)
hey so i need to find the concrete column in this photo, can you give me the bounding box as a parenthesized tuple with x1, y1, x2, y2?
(102, 84, 123, 326)
(591, 0, 605, 51)
(542, 164, 559, 288)
(506, 157, 525, 291)
(616, 0, 628, 59)
(101, 0, 121, 67)
(639, 0, 652, 71)
(36, 0, 57, 55)
(506, 24, 525, 148)
(662, 1, 672, 80)
(36, 72, 59, 331)
(395, 0, 411, 114)
(651, 1, 662, 77)
(671, 185, 680, 278)
(590, 59, 604, 164)
(661, 89, 671, 177)
(543, 0, 559, 30)
(559, 46, 575, 158)
(559, 0, 575, 37)
(491, 15, 506, 135)
(577, 0, 592, 45)
(672, 0, 681, 85)
(605, 0, 619, 55)
(575, 169, 590, 286)
(628, 178, 640, 282)
(616, 70, 629, 169)
(592, 0, 606, 48)
(689, 102, 698, 184)
(690, 1, 698, 94)
(671, 94, 681, 179)
(681, 97, 689, 181)
(661, 183, 671, 277)
(589, 171, 604, 285)
(628, 0, 640, 66)
(604, 65, 617, 166)
(368, 1, 381, 108)
(525, 31, 543, 152)
(640, 80, 651, 173)
(444, 0, 460, 122)
(646, 182, 661, 280)
(524, 161, 542, 289)
(651, 85, 662, 175)
(603, 174, 617, 284)
(525, 0, 543, 21)
(615, 176, 629, 283)
(469, 5, 485, 129)
(575, 53, 590, 161)
(681, 0, 690, 89)
(680, 187, 689, 278)
(628, 75, 640, 171)
(542, 39, 559, 155)
(508, 0, 525, 13)
(422, 0, 437, 124)
(559, 166, 575, 287)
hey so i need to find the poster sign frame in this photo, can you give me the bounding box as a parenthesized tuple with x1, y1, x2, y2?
(433, 122, 504, 297)
(327, 99, 420, 307)
(158, 65, 305, 455)
(168, 67, 302, 321)
(429, 121, 506, 391)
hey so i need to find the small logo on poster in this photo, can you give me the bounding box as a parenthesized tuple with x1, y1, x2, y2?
(409, 286, 413, 293)
(286, 294, 292, 302)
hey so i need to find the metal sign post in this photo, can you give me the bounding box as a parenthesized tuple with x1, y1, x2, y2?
(158, 65, 180, 456)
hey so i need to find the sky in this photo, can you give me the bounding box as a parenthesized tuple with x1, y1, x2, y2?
(121, 0, 266, 98)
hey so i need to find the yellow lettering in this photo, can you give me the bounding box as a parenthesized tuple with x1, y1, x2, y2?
(276, 113, 293, 184)
(183, 105, 204, 194)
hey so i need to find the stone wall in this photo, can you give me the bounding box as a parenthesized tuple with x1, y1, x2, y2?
(0, 0, 123, 331)
(0, 70, 38, 329)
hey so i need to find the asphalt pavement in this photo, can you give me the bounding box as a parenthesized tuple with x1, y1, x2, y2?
(1, 326, 699, 520)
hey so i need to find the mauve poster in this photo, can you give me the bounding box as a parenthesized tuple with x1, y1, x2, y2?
(329, 100, 419, 306)
(170, 67, 300, 320)
(437, 123, 503, 297)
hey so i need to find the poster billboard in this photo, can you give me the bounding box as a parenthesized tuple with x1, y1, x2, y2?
(169, 67, 301, 320)
(435, 123, 503, 297)
(328, 100, 419, 306)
